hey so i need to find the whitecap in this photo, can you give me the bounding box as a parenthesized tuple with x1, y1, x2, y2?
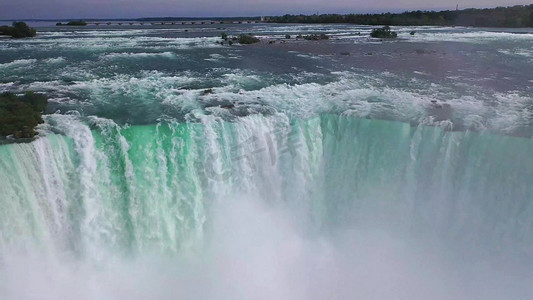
(0, 59, 37, 68)
(101, 51, 178, 60)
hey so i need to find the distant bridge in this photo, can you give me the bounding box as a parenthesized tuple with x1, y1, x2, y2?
(86, 20, 262, 26)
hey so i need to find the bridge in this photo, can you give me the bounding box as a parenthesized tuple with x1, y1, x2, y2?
(86, 20, 262, 26)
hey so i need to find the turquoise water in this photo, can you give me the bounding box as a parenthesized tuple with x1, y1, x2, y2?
(1, 24, 533, 299)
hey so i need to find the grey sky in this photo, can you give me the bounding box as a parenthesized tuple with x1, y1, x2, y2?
(0, 0, 531, 19)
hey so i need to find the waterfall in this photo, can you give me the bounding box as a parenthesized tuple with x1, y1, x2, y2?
(1, 113, 532, 299)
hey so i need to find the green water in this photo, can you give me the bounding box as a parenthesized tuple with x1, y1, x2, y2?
(1, 114, 532, 259)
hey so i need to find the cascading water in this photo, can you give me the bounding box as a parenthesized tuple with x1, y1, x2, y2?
(1, 112, 533, 299)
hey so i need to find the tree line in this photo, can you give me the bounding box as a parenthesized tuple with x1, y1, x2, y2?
(0, 22, 36, 38)
(268, 5, 533, 27)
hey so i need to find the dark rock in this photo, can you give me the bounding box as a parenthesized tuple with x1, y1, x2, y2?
(201, 88, 214, 95)
(428, 102, 452, 121)
(303, 34, 329, 41)
(238, 35, 260, 44)
(220, 104, 235, 109)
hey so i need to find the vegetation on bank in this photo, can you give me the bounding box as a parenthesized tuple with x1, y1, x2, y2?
(0, 22, 36, 38)
(268, 5, 533, 27)
(56, 20, 87, 26)
(0, 92, 48, 139)
(370, 26, 398, 38)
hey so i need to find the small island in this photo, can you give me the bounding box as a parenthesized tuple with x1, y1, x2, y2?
(0, 92, 48, 140)
(370, 26, 398, 39)
(56, 20, 87, 26)
(0, 22, 36, 38)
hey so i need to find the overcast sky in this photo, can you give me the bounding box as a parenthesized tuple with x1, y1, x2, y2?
(1, 0, 531, 19)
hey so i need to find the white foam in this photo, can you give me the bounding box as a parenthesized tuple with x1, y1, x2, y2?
(43, 57, 67, 64)
(408, 30, 533, 43)
(0, 59, 37, 68)
(101, 51, 178, 59)
(204, 53, 226, 62)
(296, 54, 322, 60)
(2, 60, 530, 135)
(1, 36, 222, 52)
(498, 48, 533, 59)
